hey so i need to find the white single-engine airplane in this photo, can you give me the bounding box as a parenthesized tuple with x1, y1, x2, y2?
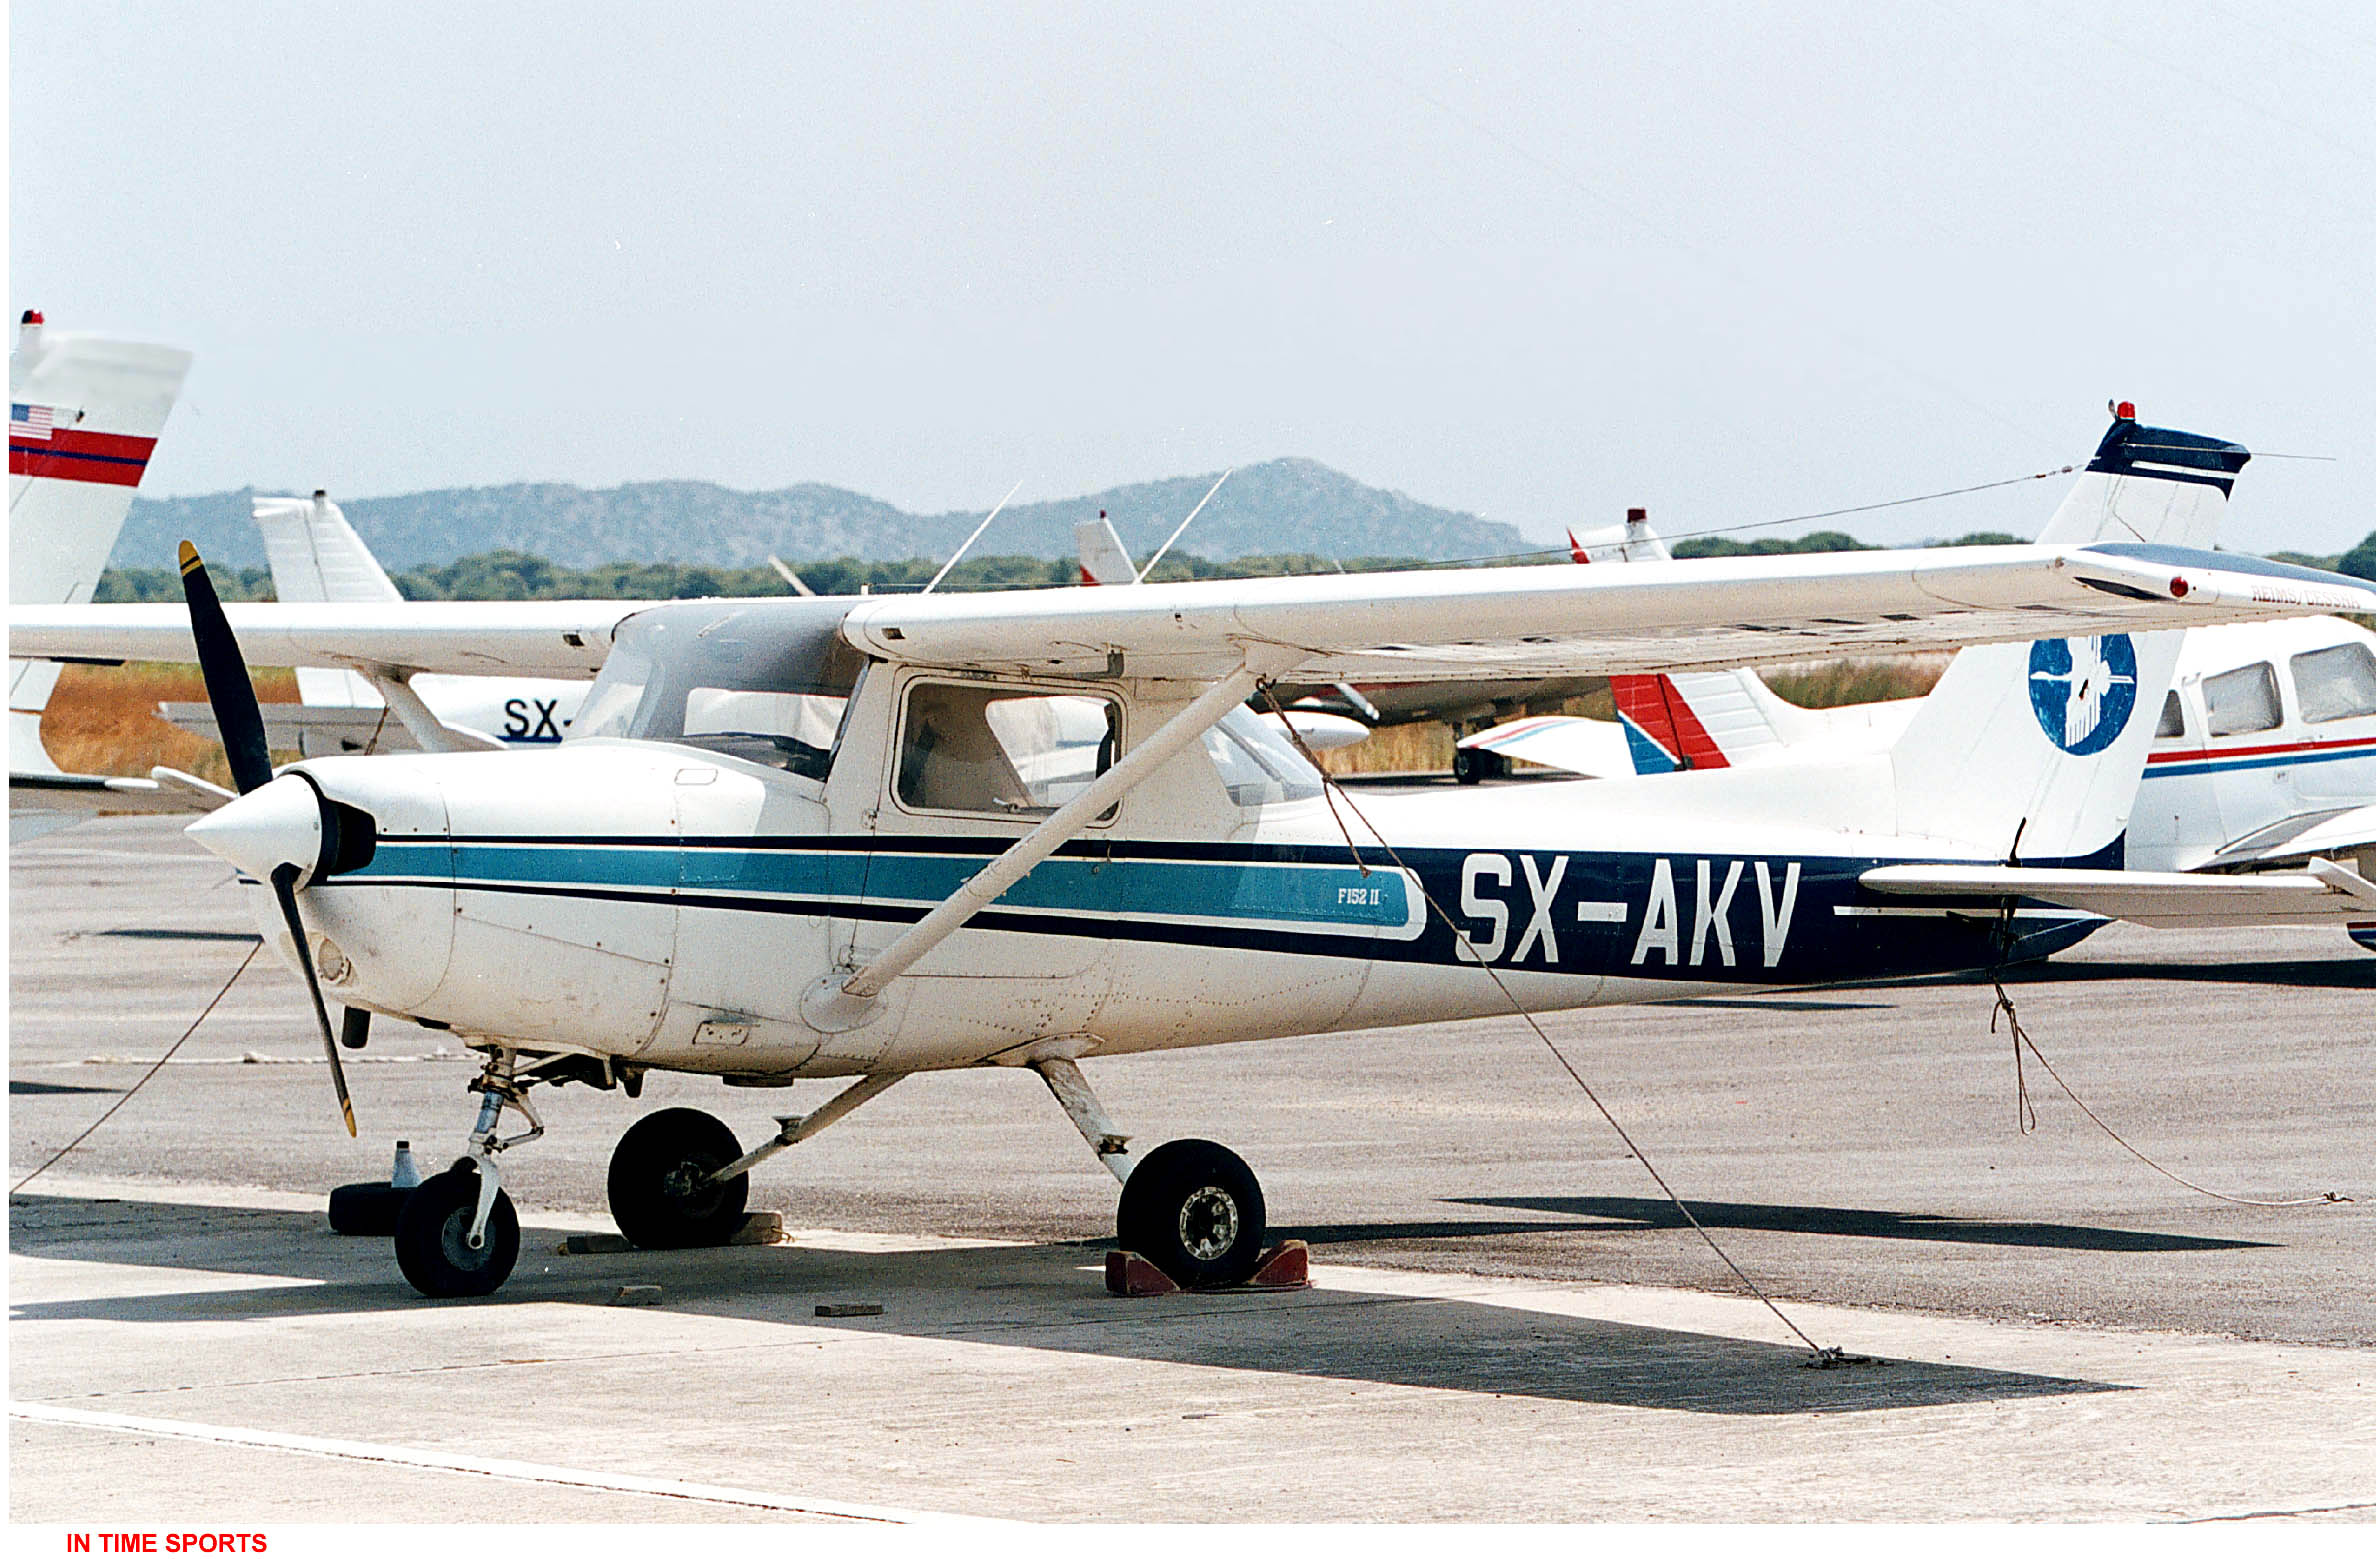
(19, 412, 2376, 1300)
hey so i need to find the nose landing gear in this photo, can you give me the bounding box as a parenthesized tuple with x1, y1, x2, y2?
(395, 1049, 542, 1298)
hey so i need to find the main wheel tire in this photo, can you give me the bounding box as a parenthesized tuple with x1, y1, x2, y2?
(608, 1107, 749, 1250)
(327, 1180, 412, 1237)
(1116, 1138, 1267, 1290)
(393, 1167, 519, 1298)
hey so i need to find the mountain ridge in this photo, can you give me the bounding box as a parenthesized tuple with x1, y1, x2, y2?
(115, 457, 1534, 572)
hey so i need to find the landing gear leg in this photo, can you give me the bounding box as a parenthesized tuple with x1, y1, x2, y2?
(1032, 1057, 1268, 1290)
(394, 1049, 541, 1298)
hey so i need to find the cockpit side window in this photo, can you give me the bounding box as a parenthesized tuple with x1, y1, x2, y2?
(895, 682, 1121, 817)
(1201, 707, 1324, 807)
(2203, 661, 2282, 737)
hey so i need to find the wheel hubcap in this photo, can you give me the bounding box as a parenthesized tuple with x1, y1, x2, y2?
(661, 1157, 724, 1212)
(438, 1208, 491, 1272)
(1178, 1186, 1240, 1261)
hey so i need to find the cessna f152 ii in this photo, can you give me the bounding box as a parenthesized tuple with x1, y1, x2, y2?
(19, 413, 2376, 1301)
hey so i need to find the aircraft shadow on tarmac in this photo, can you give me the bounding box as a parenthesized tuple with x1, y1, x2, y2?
(1919, 956, 2376, 991)
(1440, 1196, 2272, 1253)
(9, 1191, 2121, 1418)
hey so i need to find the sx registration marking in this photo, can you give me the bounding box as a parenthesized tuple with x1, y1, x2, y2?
(1454, 852, 1803, 970)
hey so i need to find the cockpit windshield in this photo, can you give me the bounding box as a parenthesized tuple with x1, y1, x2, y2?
(570, 600, 864, 780)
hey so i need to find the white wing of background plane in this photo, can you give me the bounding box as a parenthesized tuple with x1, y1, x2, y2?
(10, 598, 651, 678)
(15, 546, 2376, 683)
(835, 545, 2376, 683)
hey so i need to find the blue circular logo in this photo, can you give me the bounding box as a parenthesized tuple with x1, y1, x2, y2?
(2027, 634, 2139, 755)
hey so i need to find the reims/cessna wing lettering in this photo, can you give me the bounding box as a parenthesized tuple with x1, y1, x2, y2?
(18, 415, 2376, 1300)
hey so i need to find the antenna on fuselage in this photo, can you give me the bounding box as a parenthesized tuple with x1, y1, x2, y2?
(1135, 468, 1232, 583)
(923, 477, 1025, 595)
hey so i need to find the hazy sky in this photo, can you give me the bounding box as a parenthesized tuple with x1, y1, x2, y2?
(13, 2, 2375, 553)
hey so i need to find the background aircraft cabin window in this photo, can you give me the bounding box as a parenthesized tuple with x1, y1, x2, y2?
(896, 683, 1119, 816)
(2289, 642, 2376, 724)
(2203, 661, 2282, 737)
(1201, 707, 1325, 807)
(2155, 690, 2186, 739)
(568, 602, 864, 780)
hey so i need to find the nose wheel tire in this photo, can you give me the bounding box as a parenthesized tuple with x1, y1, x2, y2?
(608, 1107, 750, 1250)
(1116, 1138, 1267, 1290)
(394, 1167, 519, 1298)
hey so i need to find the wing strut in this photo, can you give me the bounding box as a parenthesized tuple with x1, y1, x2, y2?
(365, 672, 505, 753)
(809, 652, 1289, 1027)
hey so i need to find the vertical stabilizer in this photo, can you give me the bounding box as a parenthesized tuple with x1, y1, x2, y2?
(253, 492, 401, 705)
(1890, 412, 2251, 858)
(1075, 513, 1138, 585)
(10, 312, 192, 771)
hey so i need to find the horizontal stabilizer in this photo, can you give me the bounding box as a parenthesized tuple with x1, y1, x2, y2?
(9, 765, 226, 815)
(1861, 860, 2376, 929)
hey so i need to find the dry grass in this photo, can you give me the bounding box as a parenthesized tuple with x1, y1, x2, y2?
(37, 662, 298, 788)
(1763, 656, 1946, 708)
(1315, 658, 1944, 777)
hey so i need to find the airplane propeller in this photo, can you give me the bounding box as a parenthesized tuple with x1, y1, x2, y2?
(178, 540, 359, 1137)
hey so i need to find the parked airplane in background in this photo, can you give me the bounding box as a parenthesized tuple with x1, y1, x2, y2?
(159, 491, 597, 758)
(1459, 511, 2376, 948)
(8, 310, 199, 833)
(21, 411, 2376, 1302)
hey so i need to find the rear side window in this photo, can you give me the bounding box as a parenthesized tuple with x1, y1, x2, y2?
(2203, 662, 2281, 737)
(2155, 690, 2186, 739)
(2290, 642, 2376, 724)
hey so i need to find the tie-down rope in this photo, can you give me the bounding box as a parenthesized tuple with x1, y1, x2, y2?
(1259, 685, 1858, 1366)
(1989, 982, 2347, 1208)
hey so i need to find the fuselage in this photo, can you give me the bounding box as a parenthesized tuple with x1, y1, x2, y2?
(262, 662, 2092, 1086)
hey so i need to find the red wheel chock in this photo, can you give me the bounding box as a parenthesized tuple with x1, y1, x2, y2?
(1104, 1240, 1311, 1297)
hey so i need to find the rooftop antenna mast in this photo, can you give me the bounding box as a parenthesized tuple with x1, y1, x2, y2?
(1135, 468, 1232, 583)
(923, 478, 1025, 595)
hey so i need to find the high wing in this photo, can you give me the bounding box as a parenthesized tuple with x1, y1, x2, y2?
(9, 599, 649, 678)
(1862, 859, 2376, 929)
(837, 544, 2376, 682)
(13, 544, 2376, 685)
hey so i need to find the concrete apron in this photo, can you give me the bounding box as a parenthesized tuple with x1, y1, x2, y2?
(10, 1174, 2373, 1523)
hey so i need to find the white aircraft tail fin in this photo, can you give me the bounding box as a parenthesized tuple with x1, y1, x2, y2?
(9, 311, 193, 772)
(253, 492, 400, 707)
(253, 491, 403, 604)
(1890, 411, 2252, 860)
(1075, 514, 1137, 585)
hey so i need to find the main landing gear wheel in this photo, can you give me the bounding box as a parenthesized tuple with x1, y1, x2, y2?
(394, 1167, 519, 1298)
(608, 1107, 750, 1249)
(1117, 1138, 1267, 1290)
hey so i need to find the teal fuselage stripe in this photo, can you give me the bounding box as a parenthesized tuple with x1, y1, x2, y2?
(354, 839, 1415, 933)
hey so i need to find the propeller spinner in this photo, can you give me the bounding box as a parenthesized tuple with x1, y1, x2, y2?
(177, 541, 360, 1136)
